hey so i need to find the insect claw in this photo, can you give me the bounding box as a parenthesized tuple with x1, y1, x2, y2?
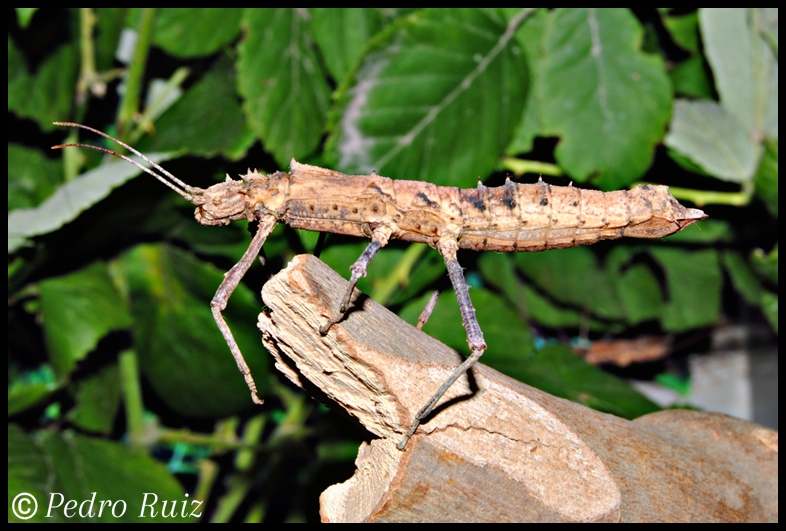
(319, 318, 336, 335)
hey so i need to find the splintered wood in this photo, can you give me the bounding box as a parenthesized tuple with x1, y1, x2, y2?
(259, 255, 777, 523)
(53, 122, 707, 449)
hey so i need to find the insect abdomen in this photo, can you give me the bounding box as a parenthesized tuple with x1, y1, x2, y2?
(283, 162, 704, 251)
(454, 182, 702, 251)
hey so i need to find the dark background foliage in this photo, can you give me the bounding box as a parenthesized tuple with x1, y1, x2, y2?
(9, 8, 777, 522)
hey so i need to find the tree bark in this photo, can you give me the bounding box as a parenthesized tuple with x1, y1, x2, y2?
(258, 254, 778, 523)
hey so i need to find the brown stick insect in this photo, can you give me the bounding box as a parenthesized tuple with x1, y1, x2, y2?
(53, 122, 707, 449)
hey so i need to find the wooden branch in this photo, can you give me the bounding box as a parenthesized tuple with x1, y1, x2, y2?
(258, 254, 778, 523)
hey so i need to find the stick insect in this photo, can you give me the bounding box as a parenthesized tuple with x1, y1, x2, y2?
(53, 122, 707, 449)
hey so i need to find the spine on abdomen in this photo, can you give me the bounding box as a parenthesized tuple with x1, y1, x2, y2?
(283, 162, 704, 252)
(454, 181, 698, 252)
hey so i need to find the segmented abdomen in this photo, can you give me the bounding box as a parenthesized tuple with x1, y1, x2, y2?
(282, 162, 705, 252)
(392, 178, 703, 252)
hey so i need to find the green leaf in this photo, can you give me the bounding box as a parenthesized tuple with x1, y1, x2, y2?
(606, 247, 664, 325)
(8, 426, 189, 522)
(505, 9, 550, 155)
(319, 241, 444, 308)
(665, 9, 777, 185)
(538, 8, 672, 189)
(237, 9, 332, 167)
(760, 291, 778, 334)
(466, 290, 537, 381)
(385, 246, 445, 307)
(329, 8, 530, 185)
(478, 252, 589, 330)
(8, 153, 177, 254)
(513, 247, 624, 321)
(8, 425, 51, 522)
(311, 8, 403, 82)
(700, 8, 778, 140)
(400, 286, 659, 418)
(7, 144, 62, 210)
(153, 8, 242, 58)
(477, 253, 526, 313)
(669, 55, 713, 99)
(722, 250, 763, 306)
(754, 139, 778, 217)
(399, 288, 536, 377)
(665, 100, 758, 183)
(118, 244, 268, 418)
(661, 9, 701, 53)
(7, 37, 78, 132)
(142, 55, 255, 161)
(67, 364, 122, 435)
(7, 366, 59, 416)
(650, 247, 721, 331)
(524, 285, 587, 329)
(93, 9, 128, 71)
(496, 243, 722, 333)
(15, 7, 38, 28)
(8, 383, 58, 416)
(513, 343, 660, 419)
(39, 262, 133, 378)
(751, 244, 778, 286)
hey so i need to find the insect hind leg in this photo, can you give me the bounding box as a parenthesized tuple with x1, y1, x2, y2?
(398, 239, 487, 450)
(416, 290, 440, 330)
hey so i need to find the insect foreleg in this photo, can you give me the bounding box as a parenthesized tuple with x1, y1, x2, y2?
(398, 239, 487, 450)
(319, 228, 392, 334)
(211, 213, 278, 405)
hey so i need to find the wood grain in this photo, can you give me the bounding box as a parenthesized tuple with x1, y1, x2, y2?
(258, 255, 777, 523)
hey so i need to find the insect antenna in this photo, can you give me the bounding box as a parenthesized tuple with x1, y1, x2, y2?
(52, 121, 204, 204)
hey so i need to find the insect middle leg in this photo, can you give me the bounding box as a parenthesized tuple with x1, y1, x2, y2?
(398, 238, 487, 450)
(211, 213, 278, 405)
(319, 228, 391, 334)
